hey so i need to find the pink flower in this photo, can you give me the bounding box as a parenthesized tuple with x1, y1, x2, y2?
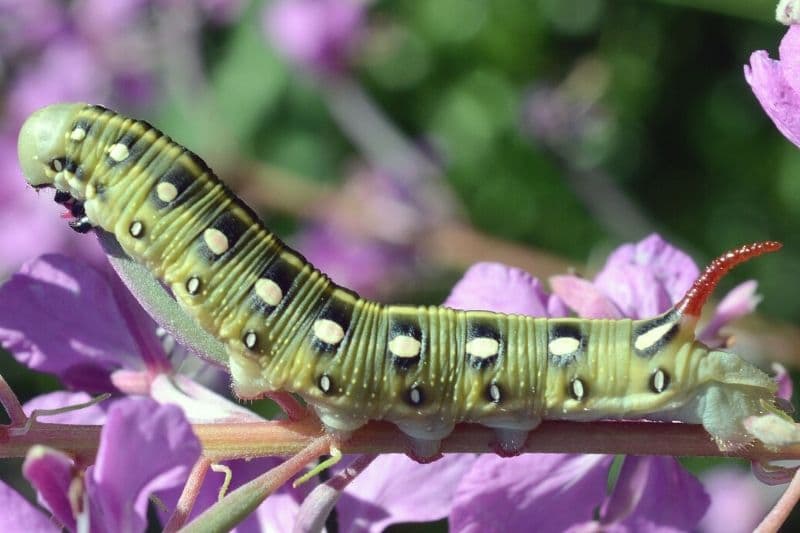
(21, 398, 201, 532)
(442, 235, 715, 531)
(550, 234, 762, 348)
(745, 24, 800, 147)
(263, 0, 365, 75)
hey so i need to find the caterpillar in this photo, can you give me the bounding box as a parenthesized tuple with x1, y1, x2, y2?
(17, 103, 788, 459)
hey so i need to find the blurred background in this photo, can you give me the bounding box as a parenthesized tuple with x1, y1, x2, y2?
(0, 0, 798, 531)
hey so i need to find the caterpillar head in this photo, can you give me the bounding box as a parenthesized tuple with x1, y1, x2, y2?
(18, 103, 87, 194)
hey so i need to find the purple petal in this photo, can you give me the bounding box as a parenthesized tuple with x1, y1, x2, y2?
(0, 0, 65, 56)
(0, 481, 59, 533)
(699, 467, 784, 533)
(294, 224, 412, 298)
(780, 25, 800, 97)
(773, 363, 794, 402)
(594, 234, 699, 318)
(547, 293, 570, 318)
(337, 454, 476, 533)
(23, 391, 108, 425)
(745, 42, 800, 148)
(602, 457, 708, 531)
(149, 374, 262, 423)
(22, 445, 77, 531)
(450, 454, 613, 532)
(263, 0, 364, 75)
(0, 255, 154, 391)
(549, 275, 623, 319)
(698, 280, 761, 347)
(85, 398, 201, 532)
(445, 263, 552, 316)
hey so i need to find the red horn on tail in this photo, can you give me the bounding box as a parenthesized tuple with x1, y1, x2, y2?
(676, 241, 782, 317)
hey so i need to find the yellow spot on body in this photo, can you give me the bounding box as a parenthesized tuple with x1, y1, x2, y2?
(634, 322, 674, 351)
(313, 319, 345, 345)
(254, 278, 282, 307)
(156, 182, 179, 203)
(466, 337, 499, 359)
(203, 228, 229, 255)
(549, 337, 580, 356)
(85, 184, 96, 199)
(70, 127, 86, 142)
(388, 335, 421, 358)
(107, 143, 129, 162)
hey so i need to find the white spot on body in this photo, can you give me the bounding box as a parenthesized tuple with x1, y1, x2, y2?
(244, 331, 257, 349)
(70, 127, 86, 142)
(409, 387, 422, 405)
(108, 143, 130, 162)
(203, 228, 229, 255)
(129, 220, 144, 238)
(549, 337, 581, 356)
(51, 159, 64, 171)
(651, 369, 668, 393)
(319, 374, 331, 393)
(488, 383, 501, 403)
(388, 335, 421, 358)
(570, 378, 586, 401)
(186, 276, 201, 295)
(634, 322, 674, 352)
(313, 319, 345, 346)
(466, 337, 500, 359)
(156, 182, 178, 203)
(254, 278, 282, 307)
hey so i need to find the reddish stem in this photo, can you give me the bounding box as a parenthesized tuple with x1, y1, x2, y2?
(755, 466, 800, 532)
(265, 391, 309, 422)
(164, 457, 211, 532)
(676, 241, 782, 317)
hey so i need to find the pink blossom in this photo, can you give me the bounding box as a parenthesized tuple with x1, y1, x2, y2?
(745, 25, 800, 147)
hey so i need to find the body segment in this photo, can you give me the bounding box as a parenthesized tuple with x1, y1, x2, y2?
(17, 103, 786, 456)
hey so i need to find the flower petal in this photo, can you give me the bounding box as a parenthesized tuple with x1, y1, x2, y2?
(602, 456, 708, 531)
(149, 374, 262, 423)
(0, 480, 60, 533)
(0, 255, 149, 391)
(263, 0, 364, 75)
(22, 445, 77, 531)
(549, 275, 622, 319)
(698, 280, 761, 347)
(450, 454, 612, 532)
(445, 263, 552, 316)
(337, 454, 476, 533)
(745, 49, 800, 148)
(780, 25, 800, 95)
(85, 398, 201, 532)
(699, 466, 784, 533)
(594, 234, 699, 318)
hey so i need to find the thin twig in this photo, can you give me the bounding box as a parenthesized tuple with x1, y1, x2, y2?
(164, 457, 212, 532)
(265, 392, 309, 422)
(181, 435, 334, 533)
(755, 466, 800, 532)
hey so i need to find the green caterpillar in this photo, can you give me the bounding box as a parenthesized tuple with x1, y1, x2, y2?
(17, 103, 787, 459)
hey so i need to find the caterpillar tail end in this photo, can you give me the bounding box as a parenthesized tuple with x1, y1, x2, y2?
(18, 103, 86, 187)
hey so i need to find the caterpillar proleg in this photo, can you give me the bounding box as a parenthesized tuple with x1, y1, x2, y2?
(17, 103, 791, 458)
